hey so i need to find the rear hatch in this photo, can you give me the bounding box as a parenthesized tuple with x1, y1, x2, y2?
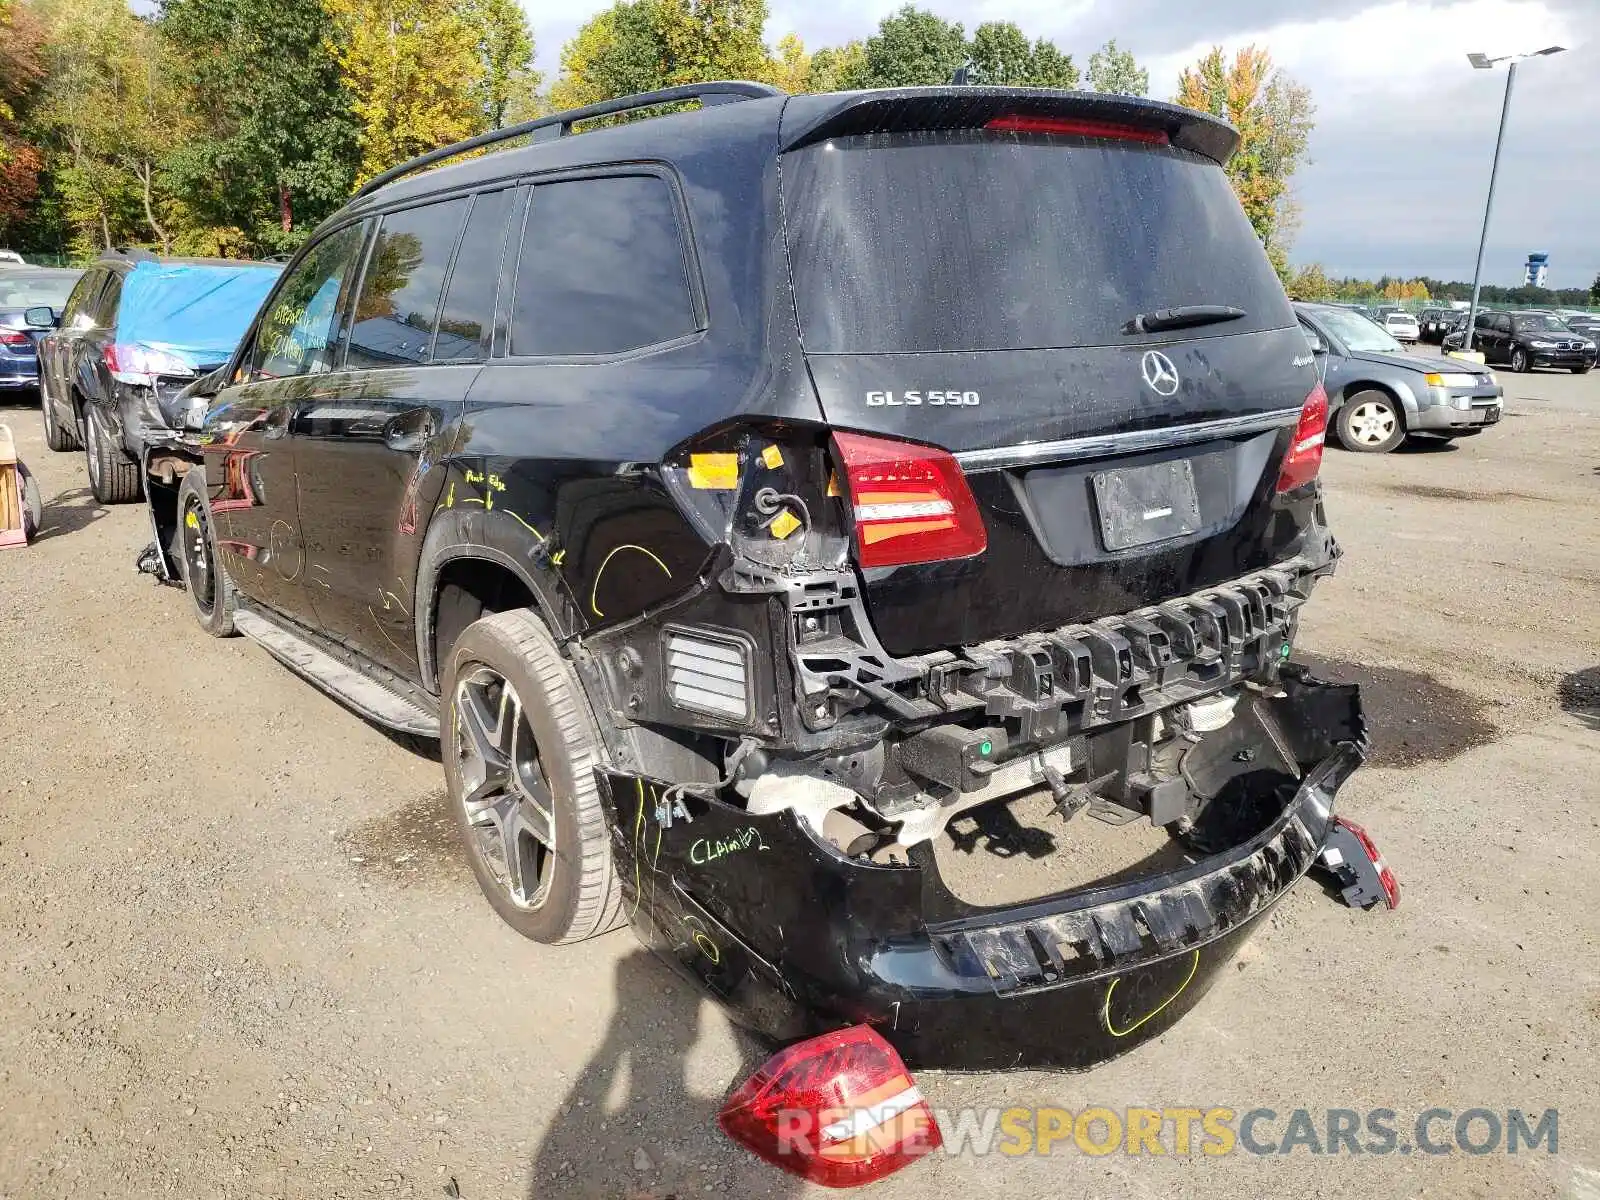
(778, 93, 1322, 655)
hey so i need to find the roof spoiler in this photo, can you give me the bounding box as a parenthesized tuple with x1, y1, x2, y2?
(778, 87, 1239, 163)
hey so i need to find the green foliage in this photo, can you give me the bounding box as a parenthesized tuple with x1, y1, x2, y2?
(804, 41, 864, 92)
(0, 0, 47, 239)
(1591, 272, 1600, 305)
(968, 21, 1076, 88)
(462, 0, 540, 130)
(1087, 38, 1147, 97)
(845, 5, 967, 89)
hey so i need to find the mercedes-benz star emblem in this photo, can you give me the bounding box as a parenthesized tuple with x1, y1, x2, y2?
(1140, 350, 1181, 397)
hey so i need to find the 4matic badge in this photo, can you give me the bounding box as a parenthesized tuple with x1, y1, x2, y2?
(865, 390, 981, 407)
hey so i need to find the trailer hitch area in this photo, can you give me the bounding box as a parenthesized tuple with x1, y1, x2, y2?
(1314, 815, 1399, 910)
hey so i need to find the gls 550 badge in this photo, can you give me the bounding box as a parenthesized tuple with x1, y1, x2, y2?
(865, 390, 981, 407)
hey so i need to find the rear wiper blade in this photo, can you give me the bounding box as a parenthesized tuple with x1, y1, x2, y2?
(1123, 305, 1247, 334)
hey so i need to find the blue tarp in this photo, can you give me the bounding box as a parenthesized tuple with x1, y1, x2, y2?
(116, 261, 282, 368)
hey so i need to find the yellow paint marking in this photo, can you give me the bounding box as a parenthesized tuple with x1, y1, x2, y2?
(1102, 949, 1201, 1038)
(503, 509, 545, 543)
(589, 544, 672, 617)
(184, 511, 200, 530)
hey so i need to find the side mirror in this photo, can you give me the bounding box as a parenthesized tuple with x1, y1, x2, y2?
(22, 306, 56, 329)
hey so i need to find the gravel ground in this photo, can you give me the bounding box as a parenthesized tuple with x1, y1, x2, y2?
(1, 354, 1597, 1200)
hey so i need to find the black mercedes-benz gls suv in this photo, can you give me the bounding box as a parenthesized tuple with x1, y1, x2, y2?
(145, 82, 1369, 1072)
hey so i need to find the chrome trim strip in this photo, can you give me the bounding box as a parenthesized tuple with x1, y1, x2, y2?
(955, 407, 1306, 472)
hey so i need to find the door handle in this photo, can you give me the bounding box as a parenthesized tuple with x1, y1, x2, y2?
(383, 408, 436, 453)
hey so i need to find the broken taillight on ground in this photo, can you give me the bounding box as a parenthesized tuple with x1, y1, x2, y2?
(718, 1025, 942, 1187)
(1318, 815, 1400, 910)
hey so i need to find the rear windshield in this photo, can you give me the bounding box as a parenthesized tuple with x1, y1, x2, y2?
(116, 262, 282, 359)
(0, 271, 80, 310)
(781, 130, 1293, 353)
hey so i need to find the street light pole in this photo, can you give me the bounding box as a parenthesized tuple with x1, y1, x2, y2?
(1463, 61, 1516, 353)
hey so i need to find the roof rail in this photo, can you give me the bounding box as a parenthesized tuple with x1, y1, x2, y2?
(101, 246, 158, 263)
(353, 80, 785, 201)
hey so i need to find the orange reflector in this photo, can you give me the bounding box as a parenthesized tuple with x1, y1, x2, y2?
(687, 452, 739, 490)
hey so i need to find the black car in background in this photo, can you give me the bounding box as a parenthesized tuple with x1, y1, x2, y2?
(33, 249, 279, 502)
(0, 268, 82, 394)
(1416, 307, 1458, 343)
(1444, 309, 1596, 372)
(1564, 313, 1600, 341)
(143, 80, 1373, 1090)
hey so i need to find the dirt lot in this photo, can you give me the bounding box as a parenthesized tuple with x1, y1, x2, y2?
(2, 355, 1597, 1200)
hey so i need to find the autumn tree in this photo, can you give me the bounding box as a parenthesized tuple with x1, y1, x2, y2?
(968, 21, 1077, 88)
(1175, 45, 1314, 260)
(550, 0, 768, 111)
(0, 0, 46, 240)
(1087, 38, 1148, 96)
(845, 5, 967, 88)
(765, 32, 811, 93)
(1286, 262, 1330, 301)
(805, 41, 864, 92)
(326, 0, 483, 183)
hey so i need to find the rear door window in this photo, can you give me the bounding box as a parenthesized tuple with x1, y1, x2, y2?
(509, 174, 697, 357)
(347, 197, 470, 368)
(433, 189, 515, 364)
(62, 271, 104, 327)
(251, 223, 370, 380)
(782, 130, 1294, 353)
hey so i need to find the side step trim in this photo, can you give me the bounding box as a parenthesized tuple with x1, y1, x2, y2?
(233, 609, 440, 737)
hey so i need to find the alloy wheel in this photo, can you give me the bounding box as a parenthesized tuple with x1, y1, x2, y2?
(1349, 399, 1397, 447)
(452, 666, 557, 910)
(1511, 349, 1527, 373)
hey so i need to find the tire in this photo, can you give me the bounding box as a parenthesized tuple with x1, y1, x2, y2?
(38, 376, 79, 452)
(176, 471, 236, 637)
(1334, 391, 1405, 453)
(83, 403, 141, 504)
(1509, 348, 1528, 374)
(17, 461, 42, 540)
(1573, 364, 1591, 375)
(442, 609, 623, 945)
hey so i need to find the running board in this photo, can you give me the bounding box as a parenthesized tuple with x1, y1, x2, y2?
(232, 609, 440, 737)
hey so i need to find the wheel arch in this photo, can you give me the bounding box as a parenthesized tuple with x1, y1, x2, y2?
(1337, 379, 1414, 422)
(414, 507, 577, 694)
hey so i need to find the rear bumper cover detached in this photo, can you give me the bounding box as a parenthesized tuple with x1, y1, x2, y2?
(603, 668, 1366, 1071)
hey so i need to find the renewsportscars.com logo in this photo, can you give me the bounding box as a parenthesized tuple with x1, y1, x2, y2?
(774, 1105, 1559, 1159)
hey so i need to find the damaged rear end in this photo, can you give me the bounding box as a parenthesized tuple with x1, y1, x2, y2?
(575, 89, 1368, 1069)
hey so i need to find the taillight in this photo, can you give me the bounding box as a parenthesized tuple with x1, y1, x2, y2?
(718, 1025, 941, 1188)
(0, 330, 31, 347)
(1275, 383, 1328, 493)
(832, 432, 987, 569)
(105, 343, 197, 386)
(985, 114, 1170, 145)
(1333, 815, 1400, 909)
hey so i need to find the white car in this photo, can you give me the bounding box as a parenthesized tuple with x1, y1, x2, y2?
(1382, 311, 1420, 343)
(0, 250, 30, 268)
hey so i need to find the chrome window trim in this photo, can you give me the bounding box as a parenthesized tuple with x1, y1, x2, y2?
(955, 407, 1305, 472)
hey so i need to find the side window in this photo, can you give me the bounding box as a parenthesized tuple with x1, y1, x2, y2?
(251, 223, 370, 381)
(1494, 314, 1512, 333)
(346, 197, 470, 369)
(63, 271, 104, 328)
(433, 189, 515, 364)
(510, 174, 697, 357)
(96, 274, 123, 329)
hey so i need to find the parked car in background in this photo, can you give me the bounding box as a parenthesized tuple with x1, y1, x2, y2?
(0, 250, 28, 267)
(1563, 313, 1600, 340)
(0, 268, 82, 394)
(1295, 301, 1502, 453)
(1444, 309, 1596, 373)
(33, 250, 280, 502)
(1382, 310, 1420, 343)
(1417, 307, 1455, 343)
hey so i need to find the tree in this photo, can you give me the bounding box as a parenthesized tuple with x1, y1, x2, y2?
(765, 33, 811, 94)
(1286, 262, 1330, 301)
(461, 0, 540, 130)
(0, 0, 46, 239)
(160, 0, 360, 249)
(1087, 38, 1147, 96)
(1175, 45, 1315, 257)
(968, 21, 1076, 88)
(1591, 272, 1600, 305)
(805, 41, 864, 92)
(549, 0, 769, 112)
(845, 5, 966, 89)
(326, 0, 482, 184)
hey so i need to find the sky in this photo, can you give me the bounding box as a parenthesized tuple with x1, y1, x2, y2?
(519, 0, 1600, 289)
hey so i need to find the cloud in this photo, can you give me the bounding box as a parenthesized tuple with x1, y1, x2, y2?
(516, 0, 1600, 288)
